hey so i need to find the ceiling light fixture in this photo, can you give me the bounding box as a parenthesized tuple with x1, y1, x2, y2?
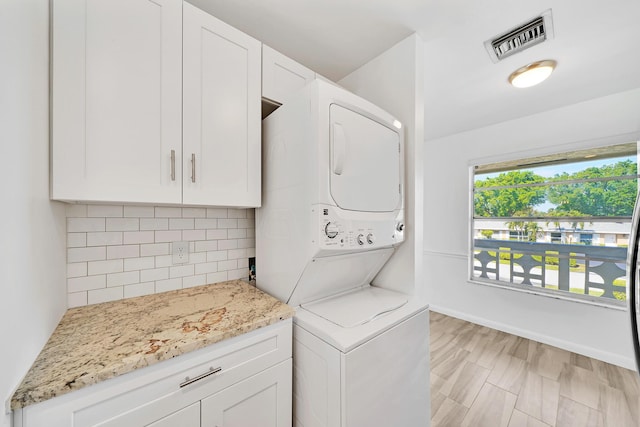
(508, 60, 557, 88)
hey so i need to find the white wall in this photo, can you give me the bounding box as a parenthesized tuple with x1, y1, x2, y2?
(424, 87, 640, 368)
(0, 1, 67, 424)
(339, 34, 426, 299)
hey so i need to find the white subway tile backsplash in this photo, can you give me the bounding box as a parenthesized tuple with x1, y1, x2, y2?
(238, 219, 254, 229)
(106, 218, 139, 232)
(66, 205, 256, 306)
(68, 233, 87, 248)
(228, 229, 247, 239)
(182, 207, 206, 218)
(170, 264, 195, 278)
(107, 271, 140, 287)
(155, 278, 182, 293)
(169, 218, 194, 230)
(123, 231, 154, 245)
(183, 274, 207, 288)
(107, 245, 140, 260)
(228, 268, 248, 281)
(189, 252, 207, 264)
(238, 239, 255, 249)
(206, 271, 228, 283)
(66, 204, 87, 217)
(124, 206, 155, 218)
(68, 218, 105, 232)
(227, 249, 247, 260)
(195, 219, 217, 229)
(195, 262, 218, 275)
(155, 207, 181, 218)
(68, 247, 106, 263)
(88, 259, 123, 276)
(87, 205, 123, 218)
(68, 291, 88, 308)
(207, 250, 227, 262)
(218, 239, 238, 250)
(206, 229, 227, 240)
(155, 230, 182, 243)
(182, 229, 206, 241)
(124, 282, 155, 298)
(140, 267, 169, 282)
(218, 260, 238, 272)
(87, 232, 123, 247)
(124, 257, 155, 272)
(67, 262, 87, 278)
(88, 287, 123, 305)
(140, 243, 170, 257)
(206, 208, 227, 218)
(217, 219, 238, 229)
(140, 218, 169, 231)
(195, 240, 218, 253)
(227, 209, 247, 219)
(68, 275, 106, 292)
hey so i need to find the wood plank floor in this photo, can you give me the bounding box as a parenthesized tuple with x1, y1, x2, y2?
(430, 311, 640, 427)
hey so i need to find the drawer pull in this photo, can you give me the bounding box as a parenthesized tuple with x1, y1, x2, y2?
(179, 366, 222, 388)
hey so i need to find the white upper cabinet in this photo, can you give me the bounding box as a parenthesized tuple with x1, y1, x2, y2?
(262, 45, 316, 105)
(51, 0, 261, 207)
(183, 3, 261, 207)
(52, 0, 183, 204)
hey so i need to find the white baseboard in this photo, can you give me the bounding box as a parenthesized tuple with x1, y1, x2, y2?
(429, 304, 637, 370)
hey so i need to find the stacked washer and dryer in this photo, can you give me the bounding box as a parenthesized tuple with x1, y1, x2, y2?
(257, 80, 429, 427)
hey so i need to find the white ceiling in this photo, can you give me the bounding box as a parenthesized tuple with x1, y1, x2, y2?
(188, 0, 640, 139)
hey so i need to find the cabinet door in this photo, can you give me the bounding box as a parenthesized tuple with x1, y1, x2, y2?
(147, 402, 200, 427)
(201, 359, 292, 427)
(51, 0, 182, 204)
(262, 45, 316, 105)
(183, 3, 261, 207)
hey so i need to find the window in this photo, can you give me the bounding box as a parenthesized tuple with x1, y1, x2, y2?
(472, 142, 638, 306)
(580, 233, 593, 245)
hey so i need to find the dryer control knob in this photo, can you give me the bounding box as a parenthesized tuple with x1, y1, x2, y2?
(324, 222, 339, 239)
(396, 222, 405, 232)
(367, 233, 375, 244)
(357, 234, 365, 245)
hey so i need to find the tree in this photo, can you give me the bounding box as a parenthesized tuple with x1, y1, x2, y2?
(474, 170, 547, 217)
(547, 160, 637, 217)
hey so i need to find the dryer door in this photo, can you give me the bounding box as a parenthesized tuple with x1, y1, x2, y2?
(329, 104, 401, 212)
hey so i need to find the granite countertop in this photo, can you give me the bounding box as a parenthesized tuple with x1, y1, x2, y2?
(11, 280, 294, 410)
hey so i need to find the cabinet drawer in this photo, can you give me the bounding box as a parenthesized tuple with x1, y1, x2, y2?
(17, 320, 292, 427)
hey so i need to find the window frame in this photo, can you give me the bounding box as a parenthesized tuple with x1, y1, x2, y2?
(467, 137, 639, 310)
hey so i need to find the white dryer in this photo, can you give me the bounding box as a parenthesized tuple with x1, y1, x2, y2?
(257, 80, 429, 427)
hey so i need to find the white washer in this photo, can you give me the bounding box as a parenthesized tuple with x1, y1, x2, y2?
(257, 80, 429, 427)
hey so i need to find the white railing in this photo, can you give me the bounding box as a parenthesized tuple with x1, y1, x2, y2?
(473, 239, 628, 302)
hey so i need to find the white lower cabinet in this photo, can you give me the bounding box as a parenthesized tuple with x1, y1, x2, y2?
(14, 321, 292, 427)
(201, 360, 291, 427)
(147, 402, 201, 427)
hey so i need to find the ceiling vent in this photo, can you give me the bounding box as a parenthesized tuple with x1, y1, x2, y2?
(484, 9, 554, 63)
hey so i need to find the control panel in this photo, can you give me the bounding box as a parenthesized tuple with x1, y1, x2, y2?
(314, 205, 404, 252)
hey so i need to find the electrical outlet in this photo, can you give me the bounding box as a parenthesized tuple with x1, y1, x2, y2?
(172, 241, 189, 265)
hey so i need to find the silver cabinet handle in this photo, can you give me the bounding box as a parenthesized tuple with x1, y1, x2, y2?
(170, 150, 176, 181)
(179, 366, 222, 388)
(191, 153, 196, 183)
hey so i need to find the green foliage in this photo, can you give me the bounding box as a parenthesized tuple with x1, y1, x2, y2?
(546, 159, 637, 217)
(475, 159, 638, 219)
(474, 171, 546, 217)
(480, 230, 494, 239)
